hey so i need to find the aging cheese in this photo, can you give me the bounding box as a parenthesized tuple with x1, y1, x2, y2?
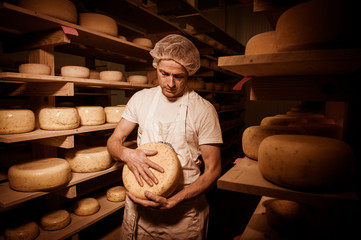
(19, 63, 51, 75)
(0, 109, 35, 134)
(104, 105, 125, 123)
(39, 107, 80, 130)
(242, 125, 305, 160)
(79, 13, 118, 37)
(65, 146, 113, 173)
(260, 115, 307, 126)
(289, 122, 342, 139)
(76, 106, 105, 126)
(106, 186, 126, 202)
(4, 221, 39, 240)
(73, 198, 100, 216)
(99, 70, 123, 81)
(132, 38, 153, 48)
(245, 31, 277, 55)
(127, 75, 148, 84)
(61, 66, 90, 78)
(8, 158, 72, 192)
(40, 209, 71, 231)
(258, 135, 355, 191)
(122, 142, 182, 199)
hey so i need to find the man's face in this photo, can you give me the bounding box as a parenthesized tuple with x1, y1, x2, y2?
(157, 59, 188, 100)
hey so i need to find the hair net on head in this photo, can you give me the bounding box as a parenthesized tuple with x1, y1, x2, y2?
(150, 34, 200, 76)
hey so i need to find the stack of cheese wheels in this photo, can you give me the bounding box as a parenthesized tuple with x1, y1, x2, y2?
(18, 0, 77, 23)
(39, 107, 80, 130)
(8, 158, 72, 191)
(132, 37, 153, 48)
(76, 106, 105, 126)
(0, 109, 35, 134)
(73, 198, 100, 216)
(245, 31, 277, 55)
(242, 125, 305, 160)
(19, 63, 51, 75)
(104, 105, 125, 123)
(61, 66, 90, 78)
(79, 13, 118, 37)
(258, 135, 355, 191)
(4, 221, 40, 240)
(65, 146, 113, 173)
(106, 186, 126, 202)
(40, 209, 71, 231)
(122, 142, 182, 199)
(99, 70, 123, 81)
(260, 114, 307, 126)
(289, 122, 342, 139)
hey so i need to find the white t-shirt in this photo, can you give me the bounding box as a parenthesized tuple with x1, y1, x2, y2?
(122, 86, 223, 165)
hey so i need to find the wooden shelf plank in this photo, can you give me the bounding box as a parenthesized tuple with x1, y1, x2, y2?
(217, 157, 359, 206)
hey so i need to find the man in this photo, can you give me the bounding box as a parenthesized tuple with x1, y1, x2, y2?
(107, 34, 223, 239)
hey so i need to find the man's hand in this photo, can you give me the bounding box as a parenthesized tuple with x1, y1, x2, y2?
(127, 191, 179, 210)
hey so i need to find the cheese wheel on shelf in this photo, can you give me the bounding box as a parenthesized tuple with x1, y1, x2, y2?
(104, 105, 125, 123)
(65, 146, 113, 173)
(106, 186, 126, 202)
(0, 109, 35, 134)
(76, 106, 105, 126)
(258, 135, 355, 191)
(260, 114, 307, 126)
(18, 63, 51, 75)
(73, 198, 100, 216)
(61, 66, 90, 78)
(39, 107, 80, 130)
(242, 125, 306, 160)
(289, 122, 342, 139)
(122, 142, 182, 199)
(99, 70, 124, 81)
(4, 221, 39, 240)
(245, 31, 277, 55)
(79, 13, 118, 37)
(132, 37, 153, 48)
(40, 209, 71, 231)
(127, 75, 148, 84)
(8, 158, 72, 192)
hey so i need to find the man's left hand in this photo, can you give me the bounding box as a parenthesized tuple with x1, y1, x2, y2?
(127, 191, 178, 210)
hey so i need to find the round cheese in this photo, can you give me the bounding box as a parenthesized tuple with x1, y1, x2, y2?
(61, 66, 90, 78)
(258, 135, 355, 191)
(118, 35, 127, 41)
(0, 109, 35, 134)
(99, 70, 123, 81)
(18, 0, 77, 23)
(18, 63, 51, 75)
(65, 146, 113, 173)
(40, 209, 71, 231)
(4, 221, 39, 240)
(73, 198, 100, 216)
(104, 105, 125, 123)
(79, 13, 118, 37)
(76, 106, 105, 126)
(242, 125, 305, 160)
(127, 75, 148, 84)
(245, 31, 277, 55)
(122, 142, 182, 199)
(8, 158, 72, 192)
(39, 107, 80, 130)
(106, 186, 126, 202)
(260, 115, 307, 126)
(289, 122, 342, 139)
(132, 37, 153, 48)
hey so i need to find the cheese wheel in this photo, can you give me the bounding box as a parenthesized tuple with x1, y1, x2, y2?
(242, 125, 305, 160)
(132, 37, 153, 48)
(79, 13, 118, 37)
(18, 0, 77, 23)
(61, 66, 90, 78)
(99, 70, 123, 81)
(245, 31, 277, 55)
(8, 158, 72, 192)
(258, 135, 355, 191)
(127, 75, 148, 84)
(65, 146, 113, 173)
(122, 142, 182, 199)
(0, 109, 35, 134)
(289, 122, 342, 139)
(73, 198, 100, 216)
(40, 209, 71, 231)
(260, 115, 307, 126)
(18, 63, 51, 75)
(39, 107, 80, 130)
(76, 106, 105, 126)
(4, 221, 39, 240)
(118, 35, 127, 41)
(106, 186, 126, 202)
(104, 106, 125, 123)
(265, 199, 311, 231)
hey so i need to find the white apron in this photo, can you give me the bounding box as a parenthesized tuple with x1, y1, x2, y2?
(120, 87, 209, 240)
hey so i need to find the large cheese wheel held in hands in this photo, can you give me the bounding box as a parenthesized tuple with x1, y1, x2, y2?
(258, 135, 355, 192)
(39, 107, 80, 130)
(4, 221, 39, 240)
(76, 106, 105, 126)
(122, 142, 182, 199)
(78, 13, 118, 37)
(0, 109, 35, 134)
(8, 158, 72, 192)
(40, 209, 71, 231)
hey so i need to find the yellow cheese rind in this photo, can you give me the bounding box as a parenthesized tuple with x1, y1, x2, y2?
(8, 158, 71, 192)
(73, 198, 100, 216)
(122, 142, 182, 199)
(289, 122, 342, 139)
(65, 146, 113, 173)
(99, 71, 124, 81)
(40, 209, 71, 231)
(245, 31, 277, 55)
(79, 13, 118, 36)
(4, 221, 39, 240)
(76, 106, 105, 126)
(0, 109, 35, 134)
(18, 63, 51, 75)
(106, 186, 126, 202)
(61, 66, 90, 78)
(132, 38, 153, 48)
(104, 106, 125, 123)
(260, 115, 307, 126)
(39, 107, 80, 130)
(258, 135, 355, 191)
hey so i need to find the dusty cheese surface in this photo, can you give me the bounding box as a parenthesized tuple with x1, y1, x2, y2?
(40, 209, 71, 231)
(73, 198, 100, 216)
(4, 221, 39, 240)
(104, 106, 125, 123)
(122, 142, 182, 199)
(39, 107, 80, 130)
(106, 186, 126, 202)
(76, 106, 105, 126)
(0, 109, 35, 134)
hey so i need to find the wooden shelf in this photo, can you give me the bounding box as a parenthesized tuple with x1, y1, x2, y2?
(217, 157, 359, 206)
(0, 162, 123, 208)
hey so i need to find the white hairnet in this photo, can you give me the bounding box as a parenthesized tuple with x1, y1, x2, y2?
(150, 34, 200, 76)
